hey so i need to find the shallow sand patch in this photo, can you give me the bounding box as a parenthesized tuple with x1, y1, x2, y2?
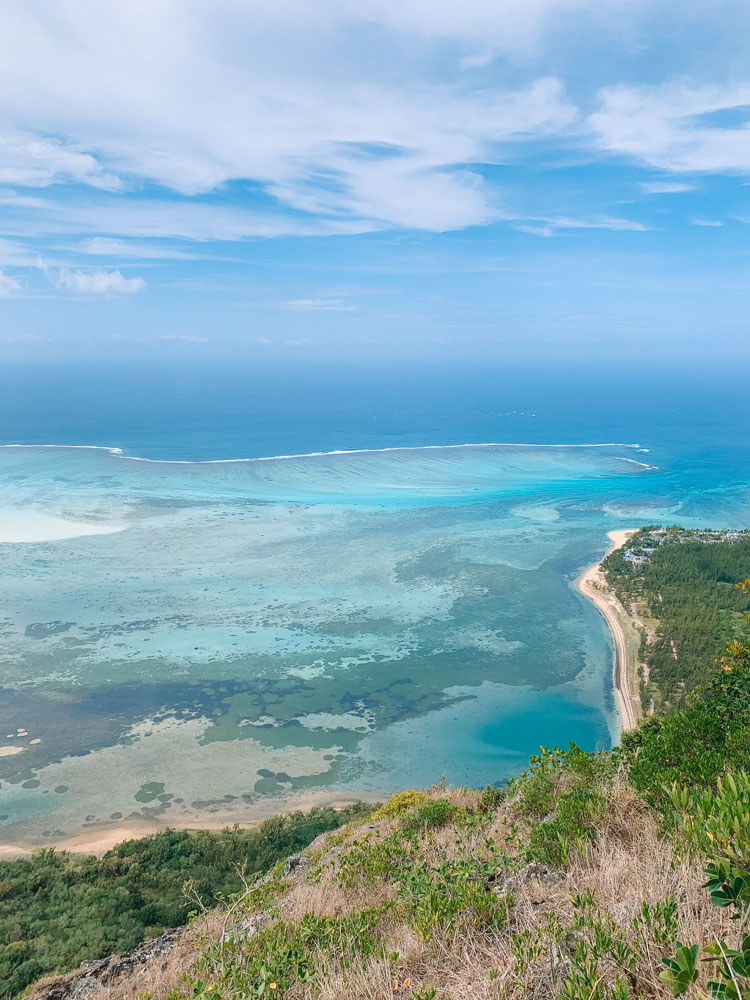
(0, 508, 126, 543)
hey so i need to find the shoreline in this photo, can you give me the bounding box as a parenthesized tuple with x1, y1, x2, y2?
(0, 790, 383, 859)
(1, 528, 644, 857)
(576, 529, 642, 734)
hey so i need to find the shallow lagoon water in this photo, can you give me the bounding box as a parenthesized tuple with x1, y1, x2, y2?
(1, 365, 750, 845)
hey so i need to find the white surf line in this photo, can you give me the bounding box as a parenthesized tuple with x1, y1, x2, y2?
(0, 441, 655, 468)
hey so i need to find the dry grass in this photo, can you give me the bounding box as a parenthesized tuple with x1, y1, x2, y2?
(92, 783, 733, 1000)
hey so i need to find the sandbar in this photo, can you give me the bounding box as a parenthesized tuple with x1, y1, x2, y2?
(0, 508, 126, 544)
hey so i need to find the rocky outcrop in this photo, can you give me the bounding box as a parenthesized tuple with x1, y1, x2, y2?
(27, 929, 185, 1000)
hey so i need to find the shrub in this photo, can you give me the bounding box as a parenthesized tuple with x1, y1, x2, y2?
(661, 772, 750, 998)
(372, 790, 428, 819)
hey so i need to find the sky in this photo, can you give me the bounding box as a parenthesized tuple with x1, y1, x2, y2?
(1, 0, 750, 362)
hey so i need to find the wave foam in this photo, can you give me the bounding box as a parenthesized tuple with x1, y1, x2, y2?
(0, 441, 655, 469)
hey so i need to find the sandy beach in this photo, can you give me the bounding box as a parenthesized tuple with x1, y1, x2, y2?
(0, 790, 382, 859)
(577, 529, 642, 733)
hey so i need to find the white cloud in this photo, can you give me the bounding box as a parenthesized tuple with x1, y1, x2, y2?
(0, 196, 376, 241)
(0, 238, 36, 266)
(155, 333, 208, 342)
(692, 217, 724, 226)
(56, 268, 145, 296)
(0, 268, 22, 295)
(284, 298, 358, 311)
(76, 237, 198, 259)
(0, 130, 120, 189)
(545, 215, 648, 230)
(515, 214, 647, 234)
(640, 181, 696, 194)
(589, 82, 750, 173)
(0, 332, 42, 342)
(0, 1, 745, 245)
(515, 223, 554, 236)
(284, 338, 318, 346)
(351, 0, 658, 51)
(0, 6, 577, 233)
(459, 52, 495, 70)
(256, 336, 272, 344)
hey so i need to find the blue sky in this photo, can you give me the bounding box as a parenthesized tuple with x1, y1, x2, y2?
(1, 1, 750, 361)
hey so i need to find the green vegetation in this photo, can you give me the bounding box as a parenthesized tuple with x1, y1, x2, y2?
(154, 565, 750, 1000)
(8, 527, 750, 1000)
(622, 635, 750, 811)
(170, 643, 750, 1000)
(602, 526, 750, 708)
(517, 745, 615, 868)
(0, 803, 371, 999)
(661, 773, 750, 998)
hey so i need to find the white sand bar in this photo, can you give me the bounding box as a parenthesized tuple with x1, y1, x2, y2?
(0, 509, 126, 544)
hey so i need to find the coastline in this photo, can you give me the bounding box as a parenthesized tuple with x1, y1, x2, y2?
(576, 529, 642, 734)
(0, 521, 645, 858)
(0, 789, 383, 859)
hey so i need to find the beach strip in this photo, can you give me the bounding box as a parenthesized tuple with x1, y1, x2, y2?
(577, 529, 642, 734)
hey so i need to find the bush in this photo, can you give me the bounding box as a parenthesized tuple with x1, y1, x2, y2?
(623, 657, 750, 812)
(0, 803, 371, 999)
(372, 790, 428, 819)
(661, 773, 750, 998)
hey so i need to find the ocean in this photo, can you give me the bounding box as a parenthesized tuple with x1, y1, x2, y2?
(0, 360, 749, 845)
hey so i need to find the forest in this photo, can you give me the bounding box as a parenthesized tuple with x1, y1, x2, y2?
(0, 802, 371, 998)
(602, 526, 750, 709)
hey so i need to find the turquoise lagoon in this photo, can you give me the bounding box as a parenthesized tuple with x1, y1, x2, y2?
(1, 365, 749, 845)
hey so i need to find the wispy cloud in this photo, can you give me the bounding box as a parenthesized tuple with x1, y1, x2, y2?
(515, 214, 648, 235)
(0, 6, 579, 233)
(155, 333, 209, 342)
(56, 268, 145, 296)
(692, 217, 724, 227)
(283, 298, 358, 311)
(0, 332, 43, 342)
(589, 81, 750, 173)
(640, 181, 696, 194)
(74, 237, 199, 260)
(0, 268, 22, 295)
(0, 195, 376, 241)
(0, 129, 121, 189)
(0, 238, 36, 266)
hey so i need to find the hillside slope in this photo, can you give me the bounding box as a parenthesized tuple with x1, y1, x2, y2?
(17, 536, 750, 1000)
(29, 639, 750, 1000)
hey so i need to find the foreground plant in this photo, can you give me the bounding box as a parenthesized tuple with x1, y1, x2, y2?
(663, 772, 750, 997)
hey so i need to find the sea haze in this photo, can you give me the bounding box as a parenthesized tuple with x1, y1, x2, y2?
(0, 362, 748, 845)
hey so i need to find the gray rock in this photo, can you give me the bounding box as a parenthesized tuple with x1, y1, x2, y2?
(30, 929, 184, 1000)
(496, 862, 564, 897)
(222, 912, 272, 943)
(282, 853, 311, 876)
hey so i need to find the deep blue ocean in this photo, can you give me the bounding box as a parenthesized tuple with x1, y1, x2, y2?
(1, 361, 748, 467)
(0, 361, 748, 844)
